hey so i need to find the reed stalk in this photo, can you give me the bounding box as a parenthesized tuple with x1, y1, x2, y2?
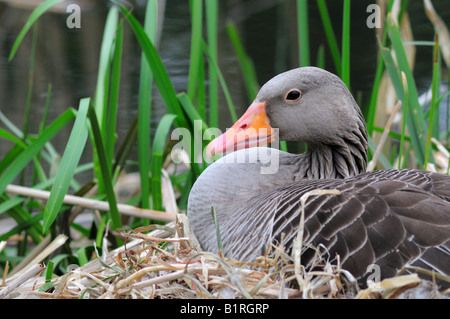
(138, 0, 159, 210)
(297, 0, 309, 67)
(424, 33, 441, 170)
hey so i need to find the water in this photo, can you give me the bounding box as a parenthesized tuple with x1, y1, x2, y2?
(0, 0, 448, 177)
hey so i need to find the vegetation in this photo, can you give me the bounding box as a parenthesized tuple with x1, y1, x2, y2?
(0, 0, 448, 298)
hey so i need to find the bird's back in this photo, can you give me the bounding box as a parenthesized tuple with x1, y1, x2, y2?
(219, 169, 450, 288)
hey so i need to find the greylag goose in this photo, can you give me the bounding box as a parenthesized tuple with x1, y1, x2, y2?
(187, 67, 450, 288)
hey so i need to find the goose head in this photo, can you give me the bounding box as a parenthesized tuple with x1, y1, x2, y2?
(206, 67, 368, 178)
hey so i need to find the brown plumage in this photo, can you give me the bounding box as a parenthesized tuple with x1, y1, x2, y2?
(187, 67, 450, 288)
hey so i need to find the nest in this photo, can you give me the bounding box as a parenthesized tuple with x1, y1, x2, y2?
(1, 214, 449, 299)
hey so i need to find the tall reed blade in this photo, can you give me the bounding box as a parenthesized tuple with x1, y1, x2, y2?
(187, 0, 203, 103)
(94, 7, 119, 127)
(138, 0, 159, 210)
(87, 100, 122, 231)
(366, 54, 386, 137)
(22, 24, 38, 140)
(42, 100, 89, 232)
(202, 41, 238, 122)
(424, 33, 440, 170)
(8, 0, 64, 61)
(92, 7, 119, 195)
(151, 114, 177, 211)
(106, 19, 123, 172)
(341, 0, 351, 88)
(316, 0, 341, 75)
(297, 0, 309, 67)
(399, 72, 408, 169)
(386, 16, 429, 166)
(205, 0, 219, 128)
(226, 22, 259, 103)
(116, 2, 188, 129)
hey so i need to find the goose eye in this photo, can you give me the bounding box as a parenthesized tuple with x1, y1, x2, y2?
(285, 90, 302, 101)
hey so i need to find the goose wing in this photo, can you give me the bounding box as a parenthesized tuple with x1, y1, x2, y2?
(224, 169, 450, 287)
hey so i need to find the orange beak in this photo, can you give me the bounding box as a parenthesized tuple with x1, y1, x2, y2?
(206, 100, 275, 157)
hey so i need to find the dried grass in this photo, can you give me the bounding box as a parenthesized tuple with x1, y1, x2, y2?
(1, 213, 448, 299)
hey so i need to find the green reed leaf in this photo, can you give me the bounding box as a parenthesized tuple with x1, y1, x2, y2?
(8, 0, 64, 61)
(43, 100, 89, 232)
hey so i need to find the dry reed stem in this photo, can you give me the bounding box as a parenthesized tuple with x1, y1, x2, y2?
(294, 189, 341, 291)
(424, 0, 450, 67)
(0, 263, 44, 298)
(25, 291, 79, 299)
(5, 184, 176, 223)
(356, 274, 421, 299)
(6, 234, 67, 280)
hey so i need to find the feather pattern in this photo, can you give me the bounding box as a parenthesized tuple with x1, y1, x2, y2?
(187, 67, 450, 288)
